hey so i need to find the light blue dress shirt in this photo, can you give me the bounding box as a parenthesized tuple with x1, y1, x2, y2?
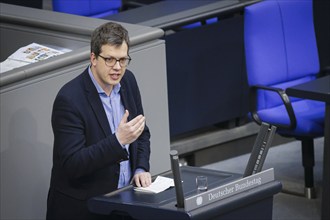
(88, 67, 131, 188)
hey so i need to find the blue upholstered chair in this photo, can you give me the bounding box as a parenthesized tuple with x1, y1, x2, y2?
(244, 0, 325, 198)
(52, 0, 122, 18)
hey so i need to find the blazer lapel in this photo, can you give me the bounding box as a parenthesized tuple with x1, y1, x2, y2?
(120, 84, 132, 121)
(82, 70, 112, 136)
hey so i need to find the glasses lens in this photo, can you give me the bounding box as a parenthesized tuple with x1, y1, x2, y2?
(106, 57, 116, 66)
(120, 58, 130, 67)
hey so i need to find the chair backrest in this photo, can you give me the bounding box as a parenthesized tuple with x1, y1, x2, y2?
(244, 0, 320, 109)
(52, 0, 122, 18)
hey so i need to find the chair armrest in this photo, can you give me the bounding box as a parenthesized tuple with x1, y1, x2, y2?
(249, 85, 297, 130)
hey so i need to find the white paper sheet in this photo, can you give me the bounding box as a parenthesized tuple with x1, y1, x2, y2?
(134, 176, 174, 194)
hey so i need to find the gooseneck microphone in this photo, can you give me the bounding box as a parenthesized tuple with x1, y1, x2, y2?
(170, 150, 185, 208)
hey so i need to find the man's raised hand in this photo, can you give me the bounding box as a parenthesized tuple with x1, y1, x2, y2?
(116, 110, 145, 145)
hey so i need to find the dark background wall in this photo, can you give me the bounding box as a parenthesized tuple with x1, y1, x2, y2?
(0, 0, 43, 8)
(313, 0, 330, 73)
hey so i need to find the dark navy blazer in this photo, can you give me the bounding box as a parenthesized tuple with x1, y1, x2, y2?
(48, 67, 151, 202)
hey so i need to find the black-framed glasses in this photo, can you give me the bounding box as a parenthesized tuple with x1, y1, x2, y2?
(98, 54, 131, 67)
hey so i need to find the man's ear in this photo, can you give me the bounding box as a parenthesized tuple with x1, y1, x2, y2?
(90, 52, 97, 66)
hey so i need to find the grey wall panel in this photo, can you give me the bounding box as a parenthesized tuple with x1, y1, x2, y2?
(0, 61, 86, 219)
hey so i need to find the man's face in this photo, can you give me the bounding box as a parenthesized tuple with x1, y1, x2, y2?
(91, 42, 129, 94)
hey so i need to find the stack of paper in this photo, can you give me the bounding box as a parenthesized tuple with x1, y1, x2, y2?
(134, 176, 174, 194)
(0, 43, 70, 73)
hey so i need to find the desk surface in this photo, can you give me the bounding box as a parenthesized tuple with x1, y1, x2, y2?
(88, 166, 281, 220)
(286, 75, 330, 103)
(286, 75, 330, 220)
(0, 3, 165, 88)
(89, 166, 240, 211)
(105, 0, 260, 30)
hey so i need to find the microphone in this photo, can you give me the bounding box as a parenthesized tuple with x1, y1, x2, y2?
(244, 122, 276, 177)
(169, 150, 185, 208)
